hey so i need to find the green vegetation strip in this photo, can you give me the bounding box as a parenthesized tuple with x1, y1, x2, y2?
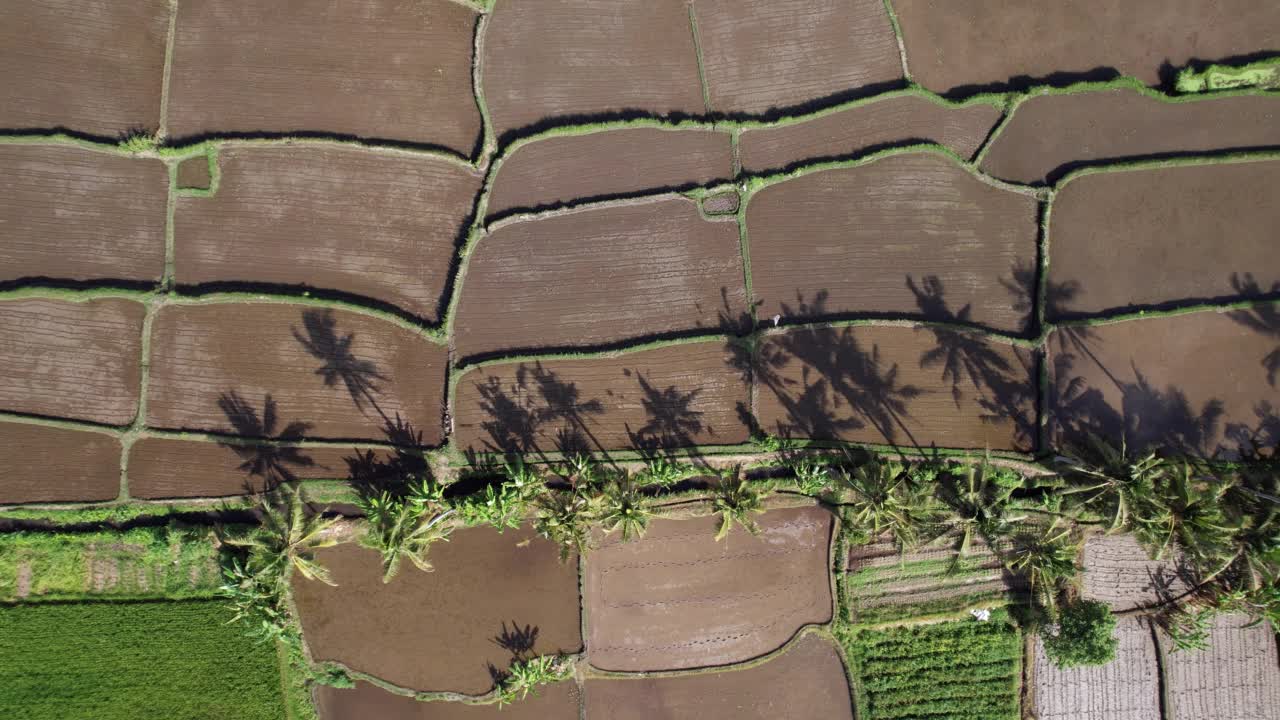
(840, 612, 1022, 720)
(0, 600, 286, 720)
(0, 526, 221, 602)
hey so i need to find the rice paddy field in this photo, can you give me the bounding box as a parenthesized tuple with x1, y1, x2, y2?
(1, 0, 1278, 718)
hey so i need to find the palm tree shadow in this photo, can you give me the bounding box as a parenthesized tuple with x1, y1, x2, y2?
(1226, 273, 1280, 388)
(291, 309, 389, 416)
(470, 362, 608, 463)
(216, 390, 315, 493)
(343, 414, 430, 501)
(623, 371, 711, 464)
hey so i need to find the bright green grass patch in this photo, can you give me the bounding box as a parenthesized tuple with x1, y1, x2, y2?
(0, 526, 221, 602)
(841, 611, 1022, 720)
(1177, 57, 1280, 93)
(0, 600, 285, 720)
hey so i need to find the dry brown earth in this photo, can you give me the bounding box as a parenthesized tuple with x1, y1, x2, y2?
(166, 0, 480, 153)
(0, 298, 144, 425)
(0, 146, 167, 286)
(0, 0, 168, 137)
(453, 341, 750, 455)
(1048, 310, 1280, 458)
(739, 96, 1002, 174)
(747, 153, 1037, 334)
(482, 0, 705, 139)
(292, 527, 581, 695)
(1081, 534, 1191, 612)
(756, 325, 1037, 451)
(1048, 160, 1279, 317)
(316, 680, 580, 720)
(693, 0, 901, 116)
(583, 633, 853, 720)
(146, 303, 447, 444)
(126, 437, 365, 499)
(584, 506, 832, 672)
(174, 145, 482, 321)
(454, 197, 746, 359)
(1032, 616, 1161, 720)
(486, 128, 733, 218)
(0, 423, 120, 504)
(176, 155, 212, 190)
(981, 89, 1280, 184)
(1160, 613, 1280, 720)
(892, 0, 1280, 94)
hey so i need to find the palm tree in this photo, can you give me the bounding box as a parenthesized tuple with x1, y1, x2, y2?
(534, 488, 597, 561)
(1004, 518, 1081, 611)
(226, 484, 340, 585)
(1138, 460, 1238, 577)
(358, 476, 454, 583)
(713, 474, 770, 541)
(837, 458, 940, 549)
(1056, 434, 1167, 532)
(936, 459, 1026, 559)
(599, 476, 650, 542)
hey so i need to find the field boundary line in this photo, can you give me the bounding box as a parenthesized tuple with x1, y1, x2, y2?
(881, 0, 911, 82)
(579, 624, 838, 680)
(687, 2, 713, 115)
(158, 0, 179, 139)
(971, 93, 1025, 167)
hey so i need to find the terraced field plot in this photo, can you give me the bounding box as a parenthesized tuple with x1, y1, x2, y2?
(0, 423, 121, 504)
(582, 633, 853, 720)
(584, 506, 833, 672)
(292, 525, 581, 695)
(1159, 613, 1280, 720)
(1032, 616, 1162, 720)
(1080, 533, 1192, 612)
(0, 145, 168, 287)
(316, 680, 581, 720)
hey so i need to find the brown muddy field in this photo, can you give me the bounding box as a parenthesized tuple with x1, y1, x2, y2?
(981, 90, 1280, 184)
(0, 423, 120, 504)
(482, 0, 705, 139)
(0, 298, 145, 426)
(452, 341, 750, 455)
(584, 506, 832, 672)
(316, 680, 580, 720)
(693, 0, 900, 116)
(0, 0, 167, 138)
(756, 325, 1037, 451)
(1032, 616, 1161, 720)
(738, 96, 1002, 174)
(893, 0, 1280, 94)
(747, 153, 1037, 334)
(1081, 534, 1191, 612)
(176, 155, 212, 190)
(166, 0, 480, 152)
(1160, 614, 1280, 720)
(1048, 160, 1279, 317)
(1048, 310, 1280, 458)
(292, 526, 581, 695)
(175, 145, 482, 321)
(145, 303, 447, 443)
(0, 146, 168, 286)
(487, 128, 733, 218)
(583, 633, 853, 720)
(125, 437, 363, 499)
(454, 197, 747, 359)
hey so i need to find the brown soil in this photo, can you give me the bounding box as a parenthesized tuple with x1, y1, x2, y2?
(315, 680, 580, 720)
(1033, 616, 1160, 720)
(1048, 310, 1280, 458)
(452, 341, 751, 455)
(982, 90, 1280, 185)
(739, 96, 1003, 174)
(146, 303, 448, 444)
(167, 0, 480, 153)
(482, 0, 705, 139)
(583, 633, 853, 720)
(487, 128, 733, 218)
(756, 325, 1038, 451)
(693, 0, 901, 116)
(0, 0, 167, 137)
(0, 298, 145, 425)
(1159, 613, 1280, 720)
(14, 562, 32, 599)
(584, 506, 832, 672)
(0, 423, 120, 503)
(176, 156, 211, 190)
(746, 153, 1037, 334)
(126, 436, 366, 499)
(701, 191, 740, 215)
(892, 0, 1280, 94)
(292, 526, 582, 695)
(1048, 160, 1279, 318)
(1081, 534, 1191, 612)
(847, 534, 1015, 614)
(174, 145, 482, 321)
(0, 146, 167, 286)
(454, 196, 747, 360)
